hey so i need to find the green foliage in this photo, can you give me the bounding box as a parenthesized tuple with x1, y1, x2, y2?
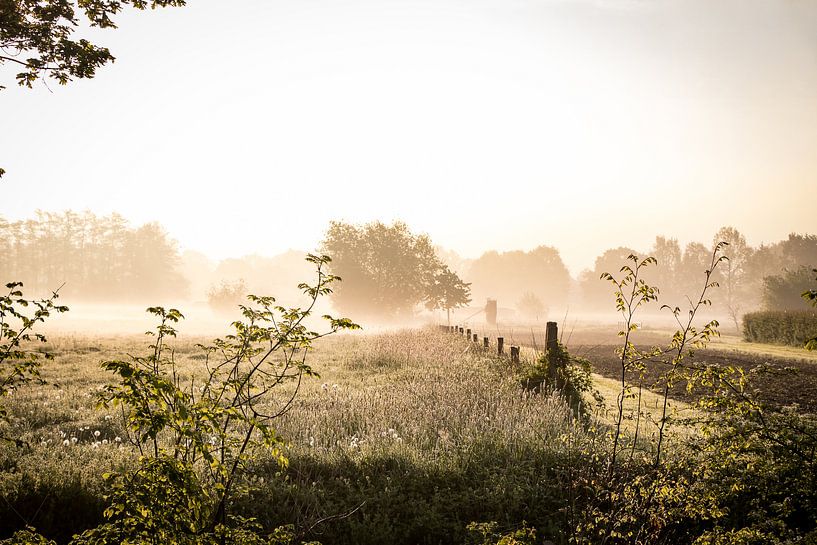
(88, 254, 359, 542)
(71, 455, 210, 545)
(599, 253, 662, 469)
(0, 527, 57, 545)
(600, 245, 726, 470)
(0, 281, 68, 429)
(520, 342, 600, 418)
(680, 363, 817, 543)
(0, 0, 186, 89)
(0, 327, 580, 545)
(742, 310, 817, 347)
(466, 521, 538, 545)
(1, 255, 357, 545)
(574, 242, 817, 544)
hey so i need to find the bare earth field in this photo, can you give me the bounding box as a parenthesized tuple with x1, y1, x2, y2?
(454, 322, 817, 413)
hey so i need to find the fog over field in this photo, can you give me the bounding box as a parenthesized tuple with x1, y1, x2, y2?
(3, 2, 817, 544)
(2, 0, 816, 285)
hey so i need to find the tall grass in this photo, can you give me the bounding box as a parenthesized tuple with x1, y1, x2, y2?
(1, 328, 591, 544)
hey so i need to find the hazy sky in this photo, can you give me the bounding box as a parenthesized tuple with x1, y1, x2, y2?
(2, 0, 816, 274)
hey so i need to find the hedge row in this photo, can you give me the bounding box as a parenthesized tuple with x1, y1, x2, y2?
(743, 310, 817, 347)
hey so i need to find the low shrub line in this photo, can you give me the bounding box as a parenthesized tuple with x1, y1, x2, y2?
(743, 310, 817, 346)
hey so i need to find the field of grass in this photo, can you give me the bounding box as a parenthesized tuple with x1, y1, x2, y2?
(0, 329, 597, 544)
(3, 324, 815, 545)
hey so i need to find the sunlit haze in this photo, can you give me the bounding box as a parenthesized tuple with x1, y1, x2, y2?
(2, 0, 816, 274)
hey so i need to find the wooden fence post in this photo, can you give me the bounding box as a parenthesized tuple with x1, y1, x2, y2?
(545, 322, 558, 353)
(472, 333, 478, 343)
(483, 336, 489, 349)
(459, 327, 464, 335)
(510, 346, 520, 364)
(497, 337, 504, 356)
(466, 328, 471, 339)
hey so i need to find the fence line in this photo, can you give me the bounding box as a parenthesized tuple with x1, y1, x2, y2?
(438, 321, 560, 366)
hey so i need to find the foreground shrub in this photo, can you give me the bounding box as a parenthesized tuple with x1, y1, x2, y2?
(2, 255, 356, 545)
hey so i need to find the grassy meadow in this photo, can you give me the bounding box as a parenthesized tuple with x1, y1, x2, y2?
(1, 328, 596, 544)
(2, 324, 816, 544)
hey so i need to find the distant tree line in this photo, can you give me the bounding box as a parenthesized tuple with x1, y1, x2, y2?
(320, 221, 817, 326)
(4, 212, 814, 324)
(580, 228, 817, 327)
(467, 246, 570, 317)
(0, 211, 187, 301)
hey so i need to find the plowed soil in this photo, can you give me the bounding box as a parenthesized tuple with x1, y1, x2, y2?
(572, 344, 817, 412)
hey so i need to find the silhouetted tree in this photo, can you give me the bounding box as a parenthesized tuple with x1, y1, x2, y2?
(762, 266, 816, 311)
(777, 233, 817, 270)
(516, 291, 546, 321)
(579, 247, 638, 310)
(424, 265, 471, 325)
(0, 0, 186, 89)
(746, 243, 780, 288)
(646, 236, 682, 300)
(207, 279, 248, 314)
(712, 226, 753, 332)
(321, 220, 457, 321)
(677, 242, 711, 301)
